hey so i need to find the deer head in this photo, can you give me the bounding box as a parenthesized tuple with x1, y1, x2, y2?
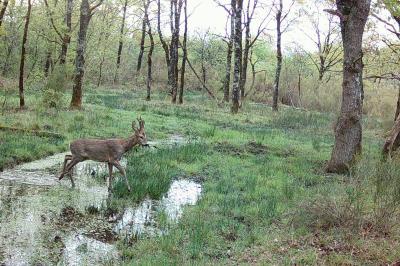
(132, 117, 147, 146)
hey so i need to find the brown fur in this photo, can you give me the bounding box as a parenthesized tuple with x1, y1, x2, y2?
(59, 118, 147, 192)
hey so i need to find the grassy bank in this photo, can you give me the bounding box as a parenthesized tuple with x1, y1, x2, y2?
(1, 87, 399, 264)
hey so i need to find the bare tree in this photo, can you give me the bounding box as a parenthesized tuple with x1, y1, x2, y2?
(325, 0, 371, 173)
(0, 0, 9, 27)
(18, 0, 32, 109)
(369, 1, 400, 120)
(43, 0, 73, 65)
(137, 0, 149, 73)
(215, 0, 235, 102)
(302, 3, 341, 81)
(272, 0, 294, 111)
(146, 0, 154, 101)
(231, 0, 242, 113)
(70, 0, 103, 109)
(157, 0, 171, 84)
(178, 0, 187, 104)
(170, 0, 183, 103)
(114, 0, 128, 83)
(240, 0, 269, 98)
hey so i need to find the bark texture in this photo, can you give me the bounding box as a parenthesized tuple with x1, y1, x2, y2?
(0, 0, 8, 27)
(170, 0, 183, 103)
(272, 0, 282, 111)
(18, 0, 32, 109)
(136, 0, 149, 73)
(326, 0, 371, 173)
(70, 0, 102, 109)
(231, 0, 242, 113)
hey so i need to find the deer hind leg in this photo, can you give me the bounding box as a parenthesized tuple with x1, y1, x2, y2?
(112, 160, 131, 192)
(107, 162, 113, 193)
(62, 155, 76, 187)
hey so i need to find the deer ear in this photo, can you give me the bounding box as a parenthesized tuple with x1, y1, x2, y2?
(132, 121, 137, 131)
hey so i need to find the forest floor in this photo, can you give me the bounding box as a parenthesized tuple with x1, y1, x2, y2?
(1, 87, 400, 265)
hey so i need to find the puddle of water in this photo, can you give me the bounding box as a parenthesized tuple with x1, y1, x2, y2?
(115, 179, 202, 238)
(0, 134, 201, 265)
(62, 234, 119, 266)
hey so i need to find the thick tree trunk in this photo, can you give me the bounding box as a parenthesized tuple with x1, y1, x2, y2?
(18, 0, 32, 109)
(146, 3, 154, 101)
(178, 0, 187, 104)
(272, 0, 282, 111)
(326, 0, 371, 173)
(114, 0, 128, 83)
(231, 0, 242, 113)
(70, 0, 94, 109)
(59, 0, 73, 65)
(0, 0, 8, 27)
(137, 0, 148, 73)
(157, 0, 172, 85)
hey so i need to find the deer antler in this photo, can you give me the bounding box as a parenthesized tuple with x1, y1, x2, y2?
(132, 121, 138, 131)
(137, 116, 145, 129)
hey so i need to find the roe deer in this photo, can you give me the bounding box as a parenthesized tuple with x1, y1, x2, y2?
(58, 117, 147, 192)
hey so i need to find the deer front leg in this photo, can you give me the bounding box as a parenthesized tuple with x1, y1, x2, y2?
(112, 160, 131, 192)
(107, 162, 113, 193)
(59, 158, 81, 186)
(59, 155, 72, 180)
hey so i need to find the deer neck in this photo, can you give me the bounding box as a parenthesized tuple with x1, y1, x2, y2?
(123, 135, 139, 152)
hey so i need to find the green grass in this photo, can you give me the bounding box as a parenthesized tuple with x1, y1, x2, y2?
(1, 86, 399, 264)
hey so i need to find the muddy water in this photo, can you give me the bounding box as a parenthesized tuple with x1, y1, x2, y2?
(0, 135, 202, 265)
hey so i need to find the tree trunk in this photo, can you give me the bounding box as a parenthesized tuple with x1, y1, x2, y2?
(70, 0, 95, 109)
(137, 0, 148, 73)
(318, 55, 325, 81)
(157, 0, 172, 85)
(178, 0, 187, 104)
(114, 0, 128, 83)
(0, 0, 8, 27)
(59, 0, 73, 65)
(240, 0, 252, 98)
(383, 113, 400, 159)
(44, 50, 52, 77)
(146, 2, 154, 101)
(272, 0, 282, 111)
(170, 0, 183, 104)
(18, 0, 32, 109)
(223, 1, 235, 103)
(298, 72, 301, 105)
(395, 85, 400, 121)
(231, 0, 242, 113)
(326, 0, 371, 173)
